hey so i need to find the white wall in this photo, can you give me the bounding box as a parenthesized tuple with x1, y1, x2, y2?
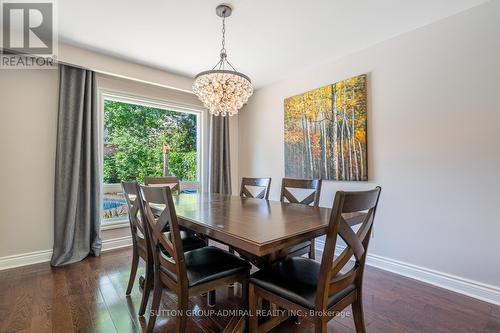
(59, 43, 194, 94)
(239, 1, 500, 289)
(0, 69, 59, 257)
(0, 45, 239, 262)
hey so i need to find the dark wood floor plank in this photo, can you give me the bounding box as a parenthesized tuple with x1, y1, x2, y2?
(51, 295, 74, 333)
(88, 288, 118, 333)
(98, 273, 140, 333)
(485, 306, 500, 333)
(30, 271, 55, 333)
(2, 276, 36, 332)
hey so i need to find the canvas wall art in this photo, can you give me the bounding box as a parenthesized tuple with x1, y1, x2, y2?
(284, 74, 367, 181)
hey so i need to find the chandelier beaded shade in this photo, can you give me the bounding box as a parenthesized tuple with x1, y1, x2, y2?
(193, 4, 253, 116)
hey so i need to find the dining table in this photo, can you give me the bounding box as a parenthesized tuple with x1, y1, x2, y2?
(150, 192, 365, 333)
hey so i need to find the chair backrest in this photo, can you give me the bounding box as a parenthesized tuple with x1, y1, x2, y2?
(121, 181, 146, 245)
(138, 185, 187, 292)
(144, 176, 180, 193)
(280, 178, 322, 206)
(315, 187, 381, 310)
(240, 177, 272, 200)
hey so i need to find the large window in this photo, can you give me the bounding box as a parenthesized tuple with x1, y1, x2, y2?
(100, 92, 203, 225)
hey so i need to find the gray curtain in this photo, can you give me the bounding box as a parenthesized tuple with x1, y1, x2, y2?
(51, 64, 101, 266)
(209, 115, 232, 194)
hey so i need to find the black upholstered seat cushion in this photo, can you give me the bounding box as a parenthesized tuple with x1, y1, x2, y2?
(163, 230, 207, 252)
(249, 257, 356, 309)
(160, 246, 251, 287)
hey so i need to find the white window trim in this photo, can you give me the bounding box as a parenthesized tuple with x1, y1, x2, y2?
(98, 88, 207, 227)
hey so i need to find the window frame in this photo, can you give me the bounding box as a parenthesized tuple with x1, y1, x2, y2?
(98, 88, 206, 228)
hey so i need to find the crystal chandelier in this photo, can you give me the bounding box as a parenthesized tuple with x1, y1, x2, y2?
(193, 4, 253, 116)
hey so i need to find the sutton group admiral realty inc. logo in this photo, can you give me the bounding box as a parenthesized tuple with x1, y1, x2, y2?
(1, 0, 57, 69)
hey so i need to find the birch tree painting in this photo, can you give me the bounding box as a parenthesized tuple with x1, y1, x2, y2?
(284, 74, 367, 181)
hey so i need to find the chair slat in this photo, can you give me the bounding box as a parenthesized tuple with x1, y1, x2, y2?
(300, 191, 317, 205)
(329, 267, 358, 294)
(282, 188, 300, 204)
(355, 209, 375, 245)
(159, 251, 177, 274)
(330, 246, 354, 277)
(240, 177, 271, 200)
(280, 178, 322, 206)
(338, 219, 365, 262)
(122, 181, 145, 235)
(144, 176, 180, 193)
(341, 188, 380, 213)
(141, 185, 168, 205)
(241, 186, 254, 198)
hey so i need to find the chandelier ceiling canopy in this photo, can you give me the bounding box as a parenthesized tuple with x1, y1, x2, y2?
(192, 4, 253, 116)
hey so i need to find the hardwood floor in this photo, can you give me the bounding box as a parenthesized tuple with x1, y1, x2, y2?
(0, 247, 498, 333)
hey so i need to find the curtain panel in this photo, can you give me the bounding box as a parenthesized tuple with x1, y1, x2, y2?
(51, 64, 101, 266)
(209, 115, 232, 195)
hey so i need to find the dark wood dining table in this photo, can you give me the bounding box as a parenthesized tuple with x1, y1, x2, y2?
(158, 192, 364, 333)
(172, 193, 332, 262)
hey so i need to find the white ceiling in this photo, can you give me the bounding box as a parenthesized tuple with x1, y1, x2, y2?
(59, 0, 488, 88)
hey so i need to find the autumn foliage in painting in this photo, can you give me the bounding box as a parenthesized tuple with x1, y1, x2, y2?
(284, 74, 367, 181)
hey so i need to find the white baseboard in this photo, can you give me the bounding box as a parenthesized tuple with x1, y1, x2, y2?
(0, 249, 53, 270)
(315, 240, 500, 306)
(102, 235, 132, 251)
(0, 236, 133, 271)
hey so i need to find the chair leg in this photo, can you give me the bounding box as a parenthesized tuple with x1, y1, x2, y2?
(352, 296, 366, 333)
(314, 317, 327, 333)
(208, 290, 216, 307)
(146, 283, 163, 333)
(241, 280, 249, 308)
(139, 261, 153, 316)
(176, 293, 188, 333)
(126, 251, 139, 295)
(228, 247, 236, 288)
(309, 239, 316, 260)
(248, 284, 258, 333)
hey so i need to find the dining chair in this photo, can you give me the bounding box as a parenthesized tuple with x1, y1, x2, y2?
(139, 185, 251, 333)
(280, 178, 322, 259)
(122, 181, 152, 316)
(240, 177, 272, 200)
(248, 187, 382, 333)
(122, 181, 207, 315)
(144, 176, 181, 193)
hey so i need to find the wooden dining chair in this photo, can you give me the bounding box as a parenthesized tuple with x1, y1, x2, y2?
(138, 185, 251, 333)
(280, 178, 322, 259)
(249, 187, 382, 333)
(122, 181, 207, 316)
(240, 177, 272, 200)
(144, 176, 181, 193)
(122, 181, 153, 316)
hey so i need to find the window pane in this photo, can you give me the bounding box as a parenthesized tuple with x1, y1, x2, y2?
(102, 99, 199, 222)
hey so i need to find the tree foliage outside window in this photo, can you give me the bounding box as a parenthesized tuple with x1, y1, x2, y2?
(103, 100, 198, 183)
